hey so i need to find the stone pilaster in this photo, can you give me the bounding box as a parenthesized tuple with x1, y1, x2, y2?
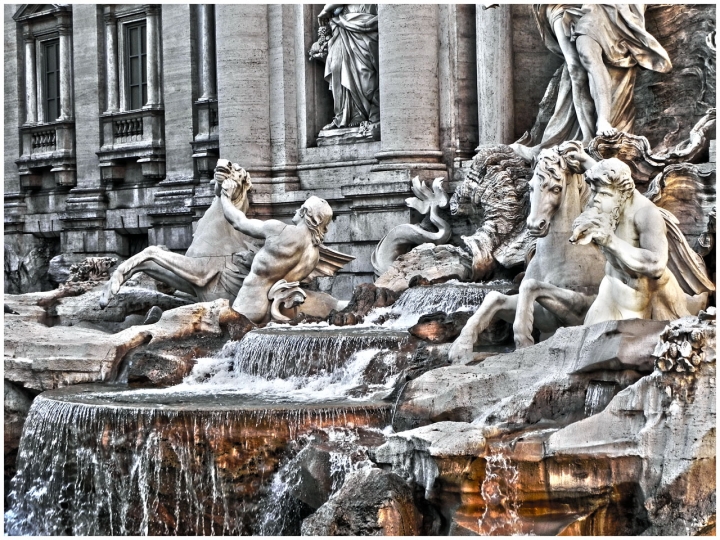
(144, 5, 162, 109)
(62, 4, 110, 253)
(476, 5, 514, 146)
(268, 4, 299, 192)
(5, 4, 21, 194)
(373, 4, 445, 177)
(438, 4, 478, 164)
(160, 4, 194, 184)
(216, 4, 272, 193)
(104, 10, 119, 113)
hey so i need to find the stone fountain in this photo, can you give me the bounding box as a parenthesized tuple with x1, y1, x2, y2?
(4, 4, 717, 537)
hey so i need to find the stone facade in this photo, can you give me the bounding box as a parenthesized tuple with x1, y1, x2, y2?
(4, 5, 711, 299)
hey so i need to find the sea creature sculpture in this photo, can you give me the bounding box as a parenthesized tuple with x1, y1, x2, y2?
(372, 176, 451, 276)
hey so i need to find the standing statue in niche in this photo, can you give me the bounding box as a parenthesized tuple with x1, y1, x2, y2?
(309, 4, 380, 144)
(511, 5, 672, 161)
(566, 147, 714, 324)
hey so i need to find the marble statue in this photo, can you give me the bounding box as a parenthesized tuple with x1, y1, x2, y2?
(566, 147, 714, 323)
(449, 142, 606, 362)
(100, 159, 257, 308)
(511, 5, 672, 161)
(311, 4, 380, 135)
(220, 179, 334, 323)
(101, 160, 352, 322)
(371, 177, 451, 276)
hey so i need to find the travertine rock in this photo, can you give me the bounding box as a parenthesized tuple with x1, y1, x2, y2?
(301, 468, 423, 536)
(396, 319, 666, 431)
(374, 243, 472, 293)
(4, 298, 241, 392)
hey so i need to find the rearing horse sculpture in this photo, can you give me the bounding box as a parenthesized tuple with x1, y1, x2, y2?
(449, 142, 607, 362)
(100, 160, 256, 308)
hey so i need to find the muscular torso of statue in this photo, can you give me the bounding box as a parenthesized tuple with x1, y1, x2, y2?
(588, 194, 675, 322)
(235, 225, 320, 321)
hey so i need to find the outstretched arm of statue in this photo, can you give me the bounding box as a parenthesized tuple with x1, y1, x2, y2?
(221, 179, 286, 240)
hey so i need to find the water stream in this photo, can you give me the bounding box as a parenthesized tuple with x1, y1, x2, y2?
(6, 281, 512, 535)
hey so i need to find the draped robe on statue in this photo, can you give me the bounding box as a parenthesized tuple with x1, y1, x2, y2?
(324, 4, 380, 129)
(526, 4, 672, 149)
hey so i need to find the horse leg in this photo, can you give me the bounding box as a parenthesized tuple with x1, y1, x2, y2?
(449, 291, 518, 363)
(513, 278, 596, 349)
(121, 260, 198, 296)
(100, 247, 220, 307)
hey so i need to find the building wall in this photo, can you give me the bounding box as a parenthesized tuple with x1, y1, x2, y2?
(4, 4, 559, 298)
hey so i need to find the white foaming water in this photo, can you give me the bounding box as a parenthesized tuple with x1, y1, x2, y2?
(100, 348, 401, 405)
(363, 280, 515, 329)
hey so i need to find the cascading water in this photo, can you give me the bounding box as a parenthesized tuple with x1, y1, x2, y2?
(366, 280, 515, 328)
(5, 324, 411, 535)
(477, 449, 526, 536)
(255, 426, 383, 536)
(584, 381, 617, 417)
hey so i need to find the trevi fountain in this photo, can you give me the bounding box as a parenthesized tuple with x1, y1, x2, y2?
(3, 3, 716, 536)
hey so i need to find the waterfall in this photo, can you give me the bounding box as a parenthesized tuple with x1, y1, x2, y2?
(5, 393, 391, 536)
(210, 326, 410, 379)
(366, 280, 515, 328)
(584, 381, 617, 417)
(477, 449, 526, 536)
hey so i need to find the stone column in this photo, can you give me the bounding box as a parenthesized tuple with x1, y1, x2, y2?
(58, 17, 73, 120)
(373, 4, 445, 175)
(267, 4, 299, 190)
(104, 11, 119, 113)
(216, 4, 272, 189)
(24, 29, 37, 125)
(145, 5, 161, 108)
(160, 4, 194, 183)
(198, 4, 216, 101)
(476, 5, 514, 146)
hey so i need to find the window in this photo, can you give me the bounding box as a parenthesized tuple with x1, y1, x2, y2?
(43, 39, 61, 121)
(126, 22, 147, 110)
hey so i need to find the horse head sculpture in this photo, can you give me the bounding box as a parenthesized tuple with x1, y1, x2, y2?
(213, 159, 252, 214)
(526, 141, 589, 238)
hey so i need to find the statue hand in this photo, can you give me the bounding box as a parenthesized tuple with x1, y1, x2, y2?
(570, 210, 613, 246)
(221, 178, 236, 200)
(558, 142, 591, 173)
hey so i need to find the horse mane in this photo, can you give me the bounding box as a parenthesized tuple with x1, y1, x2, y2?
(536, 145, 591, 208)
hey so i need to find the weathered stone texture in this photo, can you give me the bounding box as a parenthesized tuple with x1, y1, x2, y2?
(71, 5, 103, 188)
(216, 4, 271, 183)
(4, 3, 20, 193)
(635, 5, 716, 152)
(161, 4, 195, 184)
(301, 467, 424, 536)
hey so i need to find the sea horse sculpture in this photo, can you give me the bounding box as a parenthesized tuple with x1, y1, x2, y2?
(100, 159, 354, 322)
(450, 142, 606, 361)
(371, 177, 452, 276)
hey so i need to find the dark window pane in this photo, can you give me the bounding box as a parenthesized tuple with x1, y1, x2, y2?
(126, 22, 147, 109)
(129, 27, 138, 56)
(44, 40, 60, 121)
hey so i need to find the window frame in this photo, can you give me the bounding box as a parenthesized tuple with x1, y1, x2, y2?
(116, 9, 150, 113)
(42, 38, 61, 122)
(124, 20, 148, 111)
